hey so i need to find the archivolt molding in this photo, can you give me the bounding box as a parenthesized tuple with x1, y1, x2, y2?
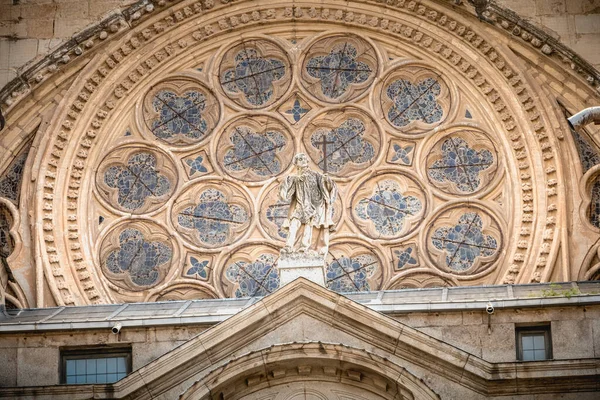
(0, 0, 580, 305)
(179, 342, 439, 400)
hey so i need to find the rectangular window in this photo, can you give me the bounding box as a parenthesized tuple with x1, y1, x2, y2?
(61, 346, 131, 384)
(516, 324, 552, 361)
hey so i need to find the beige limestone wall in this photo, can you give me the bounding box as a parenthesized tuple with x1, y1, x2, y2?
(0, 305, 598, 387)
(0, 0, 599, 91)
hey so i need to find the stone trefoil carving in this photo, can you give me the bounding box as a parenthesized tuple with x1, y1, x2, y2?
(277, 153, 337, 286)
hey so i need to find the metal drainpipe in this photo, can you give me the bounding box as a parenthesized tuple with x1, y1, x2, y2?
(567, 106, 600, 130)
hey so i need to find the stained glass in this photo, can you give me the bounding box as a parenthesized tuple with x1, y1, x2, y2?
(571, 129, 600, 172)
(186, 257, 209, 279)
(265, 199, 291, 239)
(223, 126, 287, 177)
(104, 152, 171, 211)
(310, 118, 375, 173)
(427, 137, 494, 193)
(589, 178, 600, 228)
(225, 253, 280, 297)
(431, 212, 498, 271)
(306, 43, 372, 100)
(177, 189, 249, 246)
(0, 151, 28, 203)
(151, 90, 210, 142)
(354, 181, 422, 236)
(394, 247, 418, 269)
(390, 143, 414, 165)
(221, 49, 286, 107)
(105, 228, 172, 287)
(386, 77, 443, 127)
(185, 155, 208, 176)
(326, 254, 378, 292)
(284, 99, 310, 122)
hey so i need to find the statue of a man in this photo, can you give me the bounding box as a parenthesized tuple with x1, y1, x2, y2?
(279, 153, 337, 255)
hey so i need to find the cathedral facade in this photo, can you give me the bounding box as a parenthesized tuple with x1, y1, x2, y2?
(0, 0, 599, 398)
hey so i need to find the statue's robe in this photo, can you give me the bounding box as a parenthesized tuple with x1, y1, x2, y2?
(279, 169, 337, 232)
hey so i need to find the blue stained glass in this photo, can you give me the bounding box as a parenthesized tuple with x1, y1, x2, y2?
(151, 90, 209, 141)
(326, 254, 378, 292)
(225, 253, 280, 297)
(394, 247, 417, 269)
(311, 118, 375, 173)
(306, 43, 372, 99)
(223, 126, 287, 177)
(355, 183, 422, 236)
(221, 49, 286, 106)
(104, 152, 171, 211)
(285, 99, 310, 122)
(186, 257, 209, 279)
(185, 155, 208, 176)
(105, 228, 172, 286)
(390, 143, 414, 165)
(431, 212, 498, 271)
(572, 129, 600, 172)
(427, 137, 494, 193)
(386, 77, 443, 127)
(177, 188, 249, 246)
(266, 199, 291, 239)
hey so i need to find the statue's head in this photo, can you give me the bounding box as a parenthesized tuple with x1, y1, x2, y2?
(293, 153, 309, 168)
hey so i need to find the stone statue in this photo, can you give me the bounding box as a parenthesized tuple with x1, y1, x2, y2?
(279, 153, 337, 256)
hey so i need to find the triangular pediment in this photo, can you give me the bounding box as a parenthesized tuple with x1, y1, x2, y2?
(108, 279, 491, 399)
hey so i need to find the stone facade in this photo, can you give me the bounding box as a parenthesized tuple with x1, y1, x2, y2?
(0, 0, 599, 397)
(1, 280, 599, 398)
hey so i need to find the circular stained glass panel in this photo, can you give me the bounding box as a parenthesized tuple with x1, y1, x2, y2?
(301, 35, 378, 103)
(216, 115, 294, 182)
(426, 206, 502, 276)
(351, 172, 427, 240)
(302, 107, 381, 178)
(219, 39, 292, 109)
(426, 130, 498, 196)
(143, 79, 220, 146)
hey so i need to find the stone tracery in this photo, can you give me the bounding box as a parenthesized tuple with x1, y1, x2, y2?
(4, 0, 589, 306)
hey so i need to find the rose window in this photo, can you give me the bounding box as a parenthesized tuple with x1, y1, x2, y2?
(92, 34, 507, 301)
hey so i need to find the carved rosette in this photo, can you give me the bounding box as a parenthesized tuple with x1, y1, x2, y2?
(99, 220, 175, 291)
(219, 39, 292, 109)
(426, 205, 503, 277)
(258, 180, 343, 241)
(302, 107, 381, 178)
(142, 79, 220, 146)
(95, 145, 178, 214)
(378, 65, 451, 135)
(350, 172, 426, 240)
(171, 180, 252, 249)
(300, 35, 378, 103)
(216, 114, 294, 182)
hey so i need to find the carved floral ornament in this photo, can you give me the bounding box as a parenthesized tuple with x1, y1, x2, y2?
(5, 0, 578, 305)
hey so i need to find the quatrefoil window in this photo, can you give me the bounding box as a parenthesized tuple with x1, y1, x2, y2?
(97, 147, 177, 214)
(219, 40, 292, 109)
(143, 80, 220, 146)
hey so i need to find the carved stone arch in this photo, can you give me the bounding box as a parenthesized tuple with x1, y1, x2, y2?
(180, 342, 439, 400)
(0, 0, 596, 305)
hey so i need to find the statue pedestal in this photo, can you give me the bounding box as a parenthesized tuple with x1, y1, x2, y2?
(277, 251, 326, 287)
